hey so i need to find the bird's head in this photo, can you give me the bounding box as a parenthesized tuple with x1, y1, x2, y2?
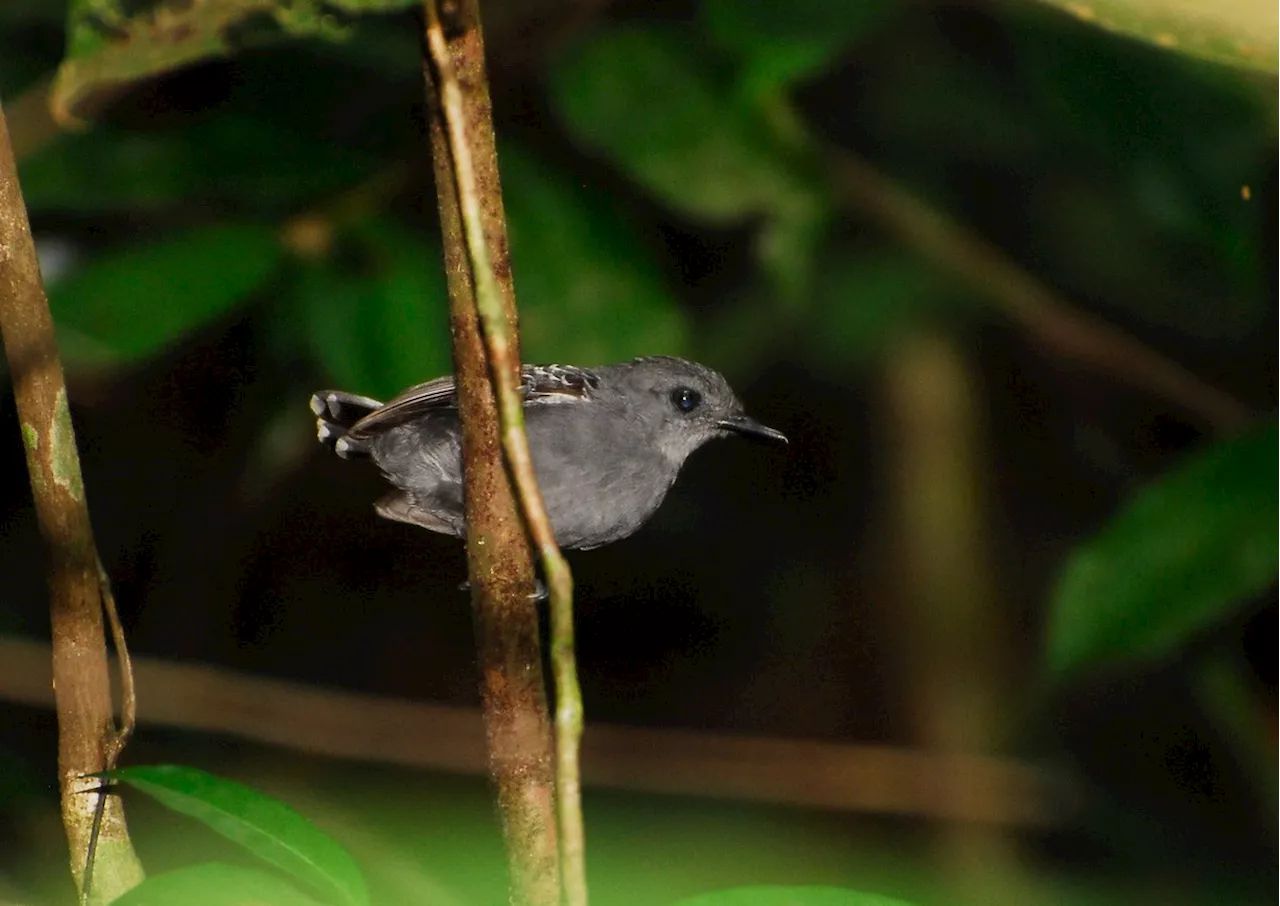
(612, 356, 788, 465)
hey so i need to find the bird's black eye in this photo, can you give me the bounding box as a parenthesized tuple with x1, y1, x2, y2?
(670, 387, 702, 413)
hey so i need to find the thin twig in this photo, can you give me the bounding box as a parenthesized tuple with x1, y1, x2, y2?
(99, 557, 136, 763)
(423, 6, 586, 904)
(822, 138, 1252, 434)
(0, 102, 143, 904)
(82, 557, 138, 901)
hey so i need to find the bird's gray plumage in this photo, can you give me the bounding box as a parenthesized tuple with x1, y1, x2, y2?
(311, 356, 786, 550)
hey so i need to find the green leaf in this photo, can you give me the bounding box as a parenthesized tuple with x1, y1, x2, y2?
(549, 26, 818, 226)
(549, 27, 828, 304)
(296, 219, 451, 399)
(111, 863, 327, 906)
(108, 765, 369, 906)
(672, 886, 917, 906)
(48, 224, 282, 365)
(500, 144, 688, 364)
(1046, 423, 1279, 681)
(703, 0, 897, 93)
(19, 115, 375, 214)
(1025, 0, 1277, 73)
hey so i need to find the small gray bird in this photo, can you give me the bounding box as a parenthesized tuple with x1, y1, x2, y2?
(311, 356, 786, 550)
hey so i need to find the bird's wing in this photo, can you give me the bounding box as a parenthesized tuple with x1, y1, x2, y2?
(522, 363, 600, 402)
(346, 374, 460, 438)
(347, 364, 599, 437)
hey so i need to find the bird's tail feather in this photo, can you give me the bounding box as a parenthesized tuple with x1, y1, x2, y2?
(310, 390, 382, 459)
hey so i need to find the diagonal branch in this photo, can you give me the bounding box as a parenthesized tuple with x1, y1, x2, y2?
(822, 144, 1252, 434)
(0, 103, 144, 904)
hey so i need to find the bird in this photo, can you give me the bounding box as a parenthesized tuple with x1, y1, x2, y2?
(311, 355, 787, 551)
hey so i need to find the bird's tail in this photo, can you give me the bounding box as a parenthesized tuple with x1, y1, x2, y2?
(310, 390, 383, 459)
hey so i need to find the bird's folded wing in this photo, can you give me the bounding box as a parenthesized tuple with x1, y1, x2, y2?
(347, 374, 460, 437)
(348, 364, 599, 438)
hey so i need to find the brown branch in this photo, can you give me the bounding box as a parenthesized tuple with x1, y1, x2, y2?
(0, 636, 1063, 829)
(420, 4, 561, 905)
(823, 143, 1252, 435)
(0, 105, 143, 903)
(423, 4, 585, 904)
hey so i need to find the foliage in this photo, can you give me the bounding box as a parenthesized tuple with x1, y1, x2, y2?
(1026, 0, 1278, 73)
(673, 887, 916, 906)
(1047, 422, 1278, 681)
(108, 765, 369, 906)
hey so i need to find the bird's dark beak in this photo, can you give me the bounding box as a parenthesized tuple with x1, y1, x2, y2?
(719, 414, 788, 444)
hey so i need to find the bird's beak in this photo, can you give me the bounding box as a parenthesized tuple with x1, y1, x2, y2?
(719, 414, 788, 444)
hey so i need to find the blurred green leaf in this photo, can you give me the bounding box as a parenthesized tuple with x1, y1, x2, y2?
(809, 250, 964, 368)
(703, 0, 897, 93)
(20, 116, 376, 214)
(296, 219, 450, 399)
(1047, 422, 1279, 681)
(549, 26, 828, 303)
(109, 765, 369, 906)
(1026, 0, 1277, 73)
(48, 223, 282, 365)
(501, 144, 688, 364)
(673, 886, 916, 906)
(112, 862, 327, 906)
(549, 26, 818, 225)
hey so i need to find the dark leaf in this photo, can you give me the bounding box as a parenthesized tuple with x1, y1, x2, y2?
(1047, 422, 1279, 681)
(703, 0, 897, 92)
(48, 223, 282, 365)
(19, 116, 376, 214)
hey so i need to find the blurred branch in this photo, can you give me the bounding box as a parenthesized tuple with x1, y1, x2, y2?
(884, 333, 1032, 901)
(0, 105, 143, 904)
(820, 138, 1252, 434)
(0, 635, 1064, 829)
(3, 78, 62, 163)
(420, 2, 561, 904)
(423, 2, 585, 904)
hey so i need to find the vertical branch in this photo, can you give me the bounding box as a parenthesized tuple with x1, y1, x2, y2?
(0, 105, 143, 903)
(422, 5, 586, 904)
(419, 5, 564, 905)
(882, 333, 1031, 903)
